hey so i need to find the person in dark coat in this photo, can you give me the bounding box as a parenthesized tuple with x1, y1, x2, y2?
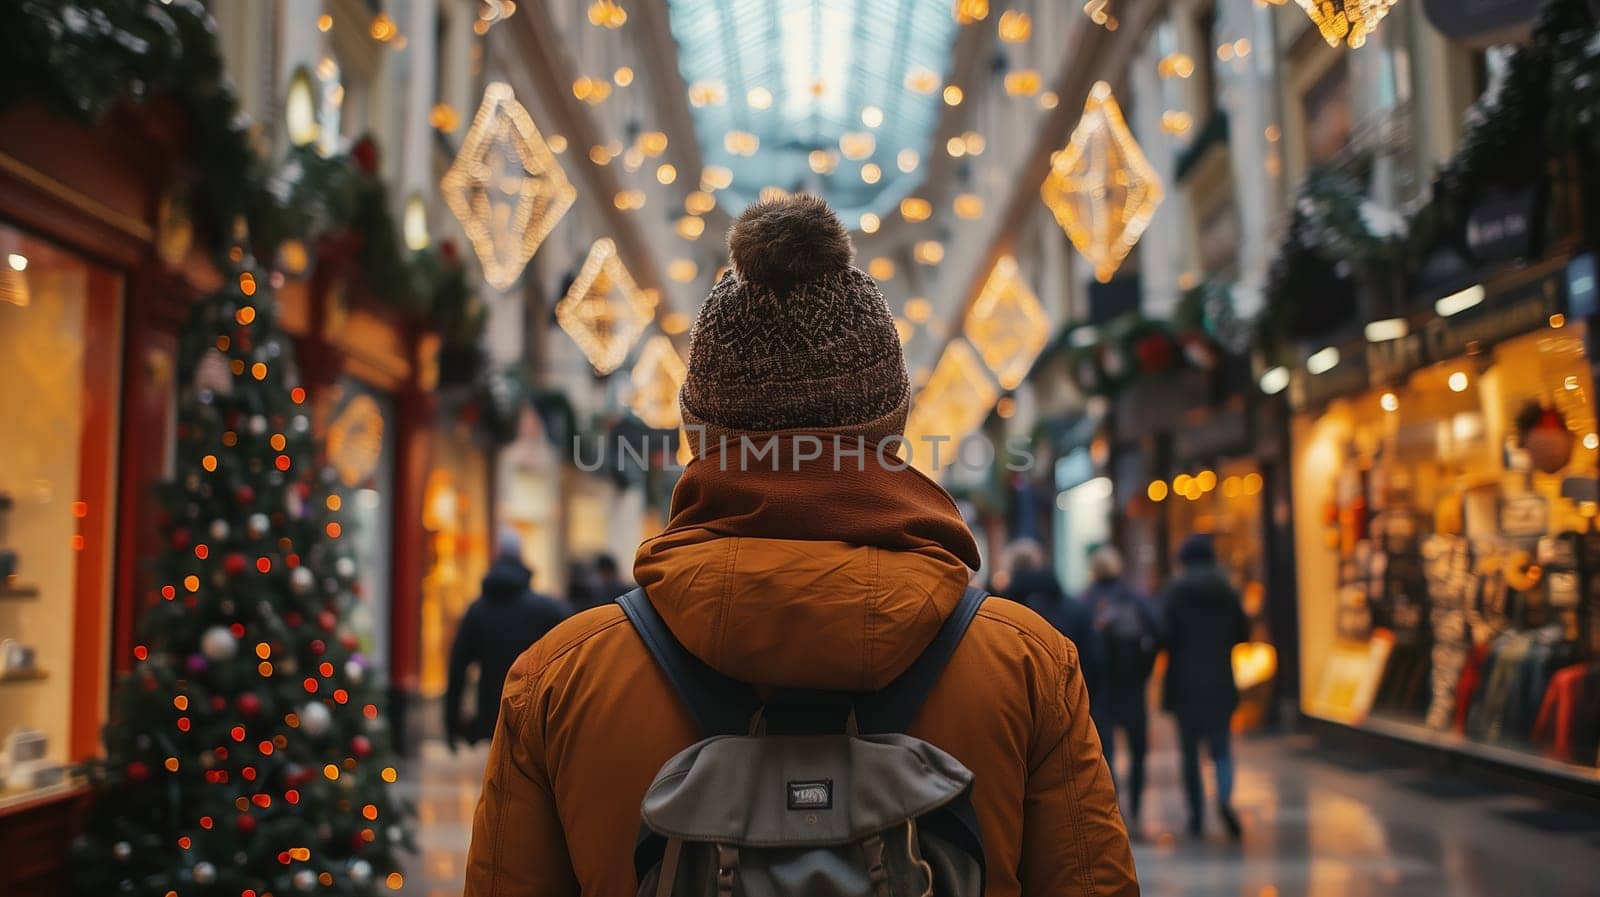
(592, 552, 633, 603)
(999, 540, 1107, 699)
(1082, 545, 1161, 828)
(445, 530, 571, 750)
(1162, 534, 1250, 839)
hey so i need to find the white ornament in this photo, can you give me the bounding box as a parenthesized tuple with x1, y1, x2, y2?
(248, 513, 270, 539)
(112, 841, 132, 862)
(194, 350, 234, 397)
(200, 626, 238, 662)
(344, 659, 365, 685)
(210, 519, 230, 542)
(335, 557, 356, 580)
(290, 567, 316, 595)
(193, 862, 217, 885)
(300, 700, 332, 736)
(249, 415, 268, 435)
(347, 859, 373, 886)
(292, 869, 317, 892)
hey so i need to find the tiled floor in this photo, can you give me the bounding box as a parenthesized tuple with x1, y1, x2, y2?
(395, 725, 1600, 897)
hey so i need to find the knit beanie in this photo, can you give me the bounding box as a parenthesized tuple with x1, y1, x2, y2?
(679, 195, 910, 453)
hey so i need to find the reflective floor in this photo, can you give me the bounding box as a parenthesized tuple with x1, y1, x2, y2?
(395, 724, 1600, 897)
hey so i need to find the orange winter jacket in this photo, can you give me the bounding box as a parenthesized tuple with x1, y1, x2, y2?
(463, 442, 1138, 897)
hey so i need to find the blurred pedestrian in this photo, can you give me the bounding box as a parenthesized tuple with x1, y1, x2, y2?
(444, 529, 570, 751)
(565, 559, 601, 613)
(1001, 539, 1106, 700)
(1083, 545, 1161, 828)
(464, 195, 1136, 896)
(1162, 534, 1249, 839)
(592, 552, 632, 603)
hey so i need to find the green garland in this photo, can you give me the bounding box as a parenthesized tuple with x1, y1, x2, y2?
(0, 0, 482, 349)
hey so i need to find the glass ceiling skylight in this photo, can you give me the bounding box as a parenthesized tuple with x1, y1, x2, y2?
(665, 0, 961, 224)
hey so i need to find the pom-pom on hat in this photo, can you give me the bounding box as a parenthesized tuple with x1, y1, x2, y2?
(679, 195, 910, 454)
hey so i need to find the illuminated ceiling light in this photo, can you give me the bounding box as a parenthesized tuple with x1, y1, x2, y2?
(442, 82, 576, 291)
(1435, 284, 1485, 317)
(860, 163, 882, 184)
(614, 66, 634, 86)
(900, 197, 932, 222)
(905, 67, 940, 94)
(688, 80, 727, 107)
(284, 68, 320, 147)
(1585, 433, 1599, 451)
(1040, 91, 1059, 109)
(897, 149, 920, 173)
(1234, 39, 1252, 57)
(953, 193, 984, 219)
(998, 9, 1032, 42)
(675, 216, 706, 240)
(1005, 70, 1042, 96)
(1158, 52, 1196, 79)
(868, 257, 896, 280)
(904, 297, 933, 323)
(661, 312, 691, 335)
(369, 12, 398, 42)
(1041, 82, 1163, 283)
(903, 340, 998, 473)
(747, 86, 773, 109)
(1448, 371, 1469, 392)
(402, 194, 429, 251)
(639, 131, 669, 156)
(861, 106, 884, 128)
(859, 213, 881, 234)
(1380, 392, 1399, 412)
(954, 0, 989, 23)
(685, 190, 717, 214)
(1306, 346, 1341, 375)
(1148, 480, 1169, 502)
(724, 130, 760, 156)
(555, 238, 655, 374)
(700, 166, 734, 190)
(588, 0, 627, 28)
(839, 131, 876, 161)
(622, 147, 645, 171)
(965, 256, 1048, 389)
(962, 131, 986, 155)
(943, 85, 964, 106)
(915, 240, 945, 265)
(547, 134, 568, 153)
(1161, 110, 1193, 135)
(429, 102, 462, 133)
(808, 150, 839, 174)
(316, 55, 338, 81)
(946, 136, 967, 157)
(316, 13, 332, 31)
(629, 335, 688, 429)
(589, 145, 612, 165)
(1217, 43, 1236, 62)
(667, 259, 698, 283)
(1364, 318, 1409, 342)
(612, 189, 647, 210)
(1295, 0, 1401, 49)
(572, 77, 611, 104)
(1083, 0, 1118, 29)
(1259, 365, 1290, 395)
(7, 253, 27, 271)
(656, 163, 677, 185)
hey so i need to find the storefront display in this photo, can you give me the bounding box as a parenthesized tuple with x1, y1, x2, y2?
(1294, 284, 1600, 775)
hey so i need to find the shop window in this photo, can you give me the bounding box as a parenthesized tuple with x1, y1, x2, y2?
(325, 379, 396, 678)
(1295, 321, 1600, 774)
(0, 224, 123, 802)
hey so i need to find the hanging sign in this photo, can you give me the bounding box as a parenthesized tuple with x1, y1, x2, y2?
(1423, 0, 1541, 46)
(1467, 187, 1541, 267)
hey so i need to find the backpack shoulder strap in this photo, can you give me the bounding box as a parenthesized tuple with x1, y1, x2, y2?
(855, 586, 988, 734)
(616, 588, 761, 737)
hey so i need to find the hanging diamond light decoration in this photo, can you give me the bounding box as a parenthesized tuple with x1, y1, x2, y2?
(442, 82, 576, 290)
(1295, 0, 1400, 49)
(1041, 81, 1163, 283)
(556, 238, 656, 374)
(964, 256, 1051, 390)
(903, 340, 998, 474)
(629, 335, 688, 429)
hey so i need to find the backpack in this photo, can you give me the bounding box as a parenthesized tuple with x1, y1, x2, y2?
(617, 587, 988, 897)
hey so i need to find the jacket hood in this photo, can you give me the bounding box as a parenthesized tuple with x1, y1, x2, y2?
(635, 437, 978, 692)
(481, 557, 532, 600)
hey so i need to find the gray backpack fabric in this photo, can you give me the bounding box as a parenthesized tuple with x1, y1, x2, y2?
(618, 587, 988, 897)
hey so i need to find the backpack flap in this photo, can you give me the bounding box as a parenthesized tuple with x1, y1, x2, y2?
(641, 733, 972, 848)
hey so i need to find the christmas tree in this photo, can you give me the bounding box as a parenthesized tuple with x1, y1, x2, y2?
(75, 258, 411, 897)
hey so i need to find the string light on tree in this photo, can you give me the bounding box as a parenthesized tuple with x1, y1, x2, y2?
(441, 82, 576, 290)
(629, 335, 689, 429)
(964, 256, 1051, 389)
(1295, 0, 1400, 48)
(555, 238, 656, 374)
(1041, 81, 1164, 283)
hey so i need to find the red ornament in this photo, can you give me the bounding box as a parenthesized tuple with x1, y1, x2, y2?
(351, 735, 373, 759)
(238, 693, 262, 716)
(340, 632, 360, 650)
(126, 761, 151, 783)
(351, 137, 380, 174)
(234, 329, 252, 352)
(171, 528, 191, 551)
(1133, 333, 1176, 374)
(225, 553, 248, 576)
(236, 485, 256, 505)
(236, 813, 257, 836)
(318, 611, 337, 632)
(285, 611, 304, 628)
(439, 239, 460, 265)
(310, 639, 326, 656)
(210, 695, 228, 712)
